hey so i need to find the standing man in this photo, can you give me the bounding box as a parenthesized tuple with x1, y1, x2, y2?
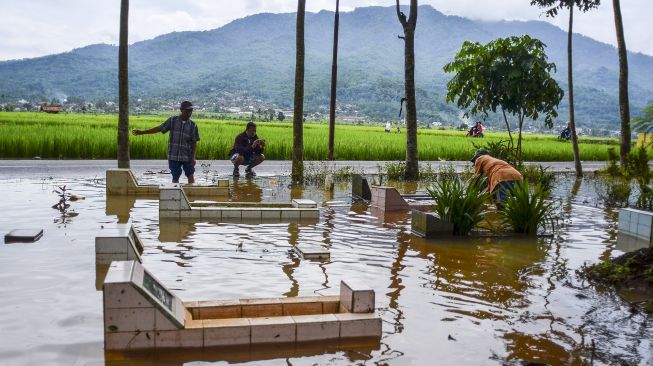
(230, 122, 265, 177)
(132, 101, 200, 184)
(471, 149, 522, 205)
(385, 121, 392, 133)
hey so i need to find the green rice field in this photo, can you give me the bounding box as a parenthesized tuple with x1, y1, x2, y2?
(0, 112, 625, 161)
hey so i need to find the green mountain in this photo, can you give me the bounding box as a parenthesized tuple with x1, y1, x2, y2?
(1, 5, 652, 129)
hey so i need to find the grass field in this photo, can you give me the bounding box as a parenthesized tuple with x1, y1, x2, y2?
(0, 112, 626, 161)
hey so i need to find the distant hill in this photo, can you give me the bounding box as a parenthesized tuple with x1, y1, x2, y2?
(1, 5, 652, 129)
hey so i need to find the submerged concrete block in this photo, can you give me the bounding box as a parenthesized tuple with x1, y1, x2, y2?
(4, 229, 43, 243)
(293, 314, 340, 341)
(292, 199, 317, 208)
(411, 209, 454, 238)
(203, 318, 251, 347)
(370, 186, 409, 212)
(340, 280, 375, 313)
(105, 330, 155, 350)
(249, 316, 296, 344)
(293, 244, 330, 261)
(280, 297, 324, 316)
(335, 313, 382, 338)
(105, 308, 156, 333)
(352, 174, 372, 201)
(619, 208, 653, 242)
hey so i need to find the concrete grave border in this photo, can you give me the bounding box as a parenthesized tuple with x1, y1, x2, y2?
(107, 169, 229, 198)
(159, 184, 320, 223)
(103, 260, 381, 351)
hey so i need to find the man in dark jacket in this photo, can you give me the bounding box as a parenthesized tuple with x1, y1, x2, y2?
(230, 122, 265, 177)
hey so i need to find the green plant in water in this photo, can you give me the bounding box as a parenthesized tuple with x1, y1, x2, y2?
(498, 180, 557, 235)
(427, 176, 490, 235)
(604, 180, 631, 207)
(473, 139, 516, 166)
(519, 164, 555, 193)
(382, 161, 407, 181)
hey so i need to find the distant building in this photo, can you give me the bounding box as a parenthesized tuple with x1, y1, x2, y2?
(41, 105, 64, 113)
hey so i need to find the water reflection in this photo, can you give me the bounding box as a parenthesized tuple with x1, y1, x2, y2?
(231, 178, 263, 202)
(2, 171, 653, 365)
(105, 195, 136, 223)
(105, 339, 381, 365)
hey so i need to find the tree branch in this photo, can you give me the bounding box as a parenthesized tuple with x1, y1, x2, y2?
(396, 0, 407, 26)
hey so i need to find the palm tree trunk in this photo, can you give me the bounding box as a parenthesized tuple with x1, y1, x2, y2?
(396, 0, 419, 181)
(613, 0, 631, 164)
(117, 0, 130, 169)
(517, 113, 524, 165)
(327, 0, 340, 161)
(501, 109, 514, 150)
(291, 0, 306, 183)
(568, 5, 583, 177)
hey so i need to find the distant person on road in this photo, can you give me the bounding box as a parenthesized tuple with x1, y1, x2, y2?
(132, 101, 200, 184)
(230, 122, 265, 177)
(385, 121, 392, 133)
(470, 149, 523, 206)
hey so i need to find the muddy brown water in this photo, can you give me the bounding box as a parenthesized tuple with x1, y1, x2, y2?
(0, 163, 651, 365)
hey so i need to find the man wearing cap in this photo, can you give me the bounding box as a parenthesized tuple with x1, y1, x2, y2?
(470, 149, 522, 205)
(132, 101, 200, 184)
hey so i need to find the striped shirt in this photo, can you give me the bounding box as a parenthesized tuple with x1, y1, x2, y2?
(159, 116, 200, 162)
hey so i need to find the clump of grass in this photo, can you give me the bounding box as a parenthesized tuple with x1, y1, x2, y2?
(379, 161, 406, 181)
(519, 164, 555, 193)
(473, 139, 516, 165)
(601, 180, 631, 207)
(578, 248, 653, 286)
(427, 176, 490, 235)
(497, 181, 557, 235)
(304, 162, 362, 186)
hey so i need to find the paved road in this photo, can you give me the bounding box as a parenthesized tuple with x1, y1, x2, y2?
(0, 159, 607, 179)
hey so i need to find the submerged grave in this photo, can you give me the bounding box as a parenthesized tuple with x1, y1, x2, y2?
(159, 184, 320, 223)
(103, 260, 381, 351)
(106, 169, 229, 197)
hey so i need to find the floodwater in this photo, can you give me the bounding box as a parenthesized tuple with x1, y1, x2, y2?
(0, 161, 651, 366)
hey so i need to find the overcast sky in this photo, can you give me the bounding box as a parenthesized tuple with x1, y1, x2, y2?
(1, 0, 651, 61)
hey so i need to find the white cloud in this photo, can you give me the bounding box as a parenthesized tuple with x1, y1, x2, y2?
(0, 0, 650, 61)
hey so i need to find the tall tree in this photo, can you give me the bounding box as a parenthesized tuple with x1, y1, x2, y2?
(117, 0, 130, 168)
(530, 0, 601, 177)
(291, 0, 306, 183)
(395, 0, 419, 180)
(327, 0, 340, 161)
(444, 36, 564, 164)
(612, 0, 631, 164)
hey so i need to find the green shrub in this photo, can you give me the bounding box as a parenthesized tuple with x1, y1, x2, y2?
(427, 176, 490, 235)
(473, 139, 516, 166)
(604, 180, 631, 207)
(519, 164, 555, 193)
(382, 161, 407, 181)
(498, 181, 557, 235)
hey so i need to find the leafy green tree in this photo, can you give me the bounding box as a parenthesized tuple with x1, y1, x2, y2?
(292, 0, 306, 183)
(395, 0, 419, 180)
(277, 111, 285, 121)
(444, 36, 563, 163)
(611, 0, 631, 164)
(530, 0, 601, 177)
(631, 104, 653, 132)
(117, 0, 130, 168)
